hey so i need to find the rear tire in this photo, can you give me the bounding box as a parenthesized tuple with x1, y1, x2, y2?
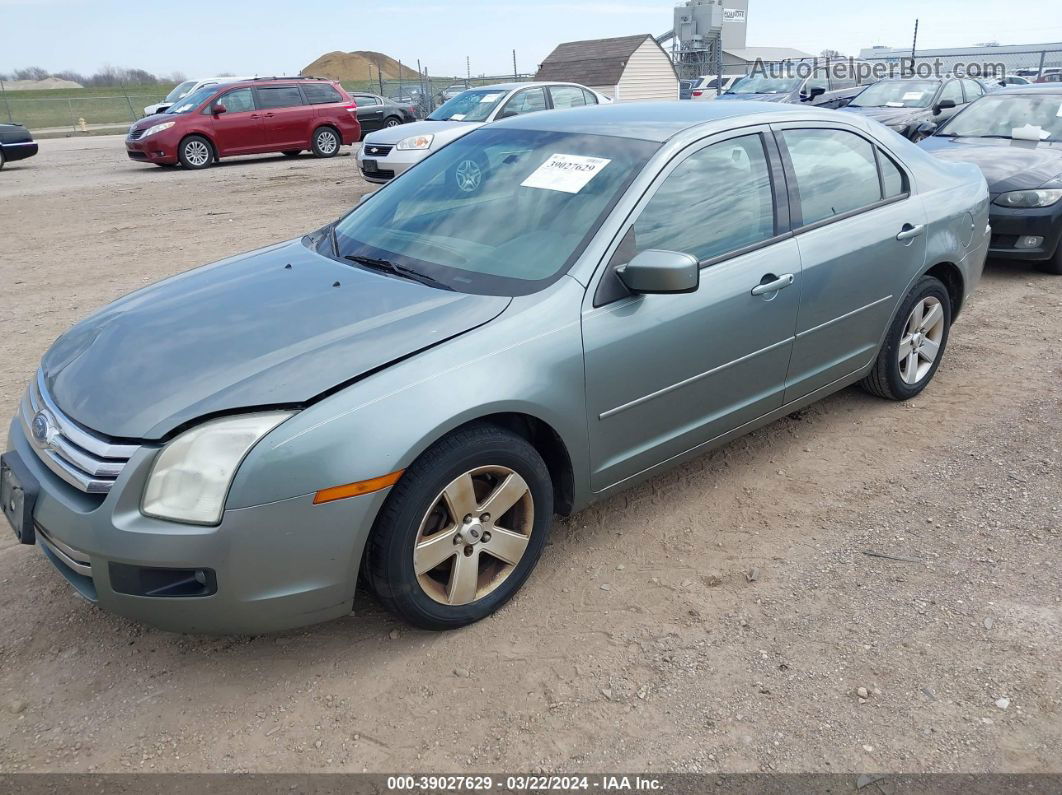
(311, 127, 340, 158)
(282, 150, 301, 157)
(0, 148, 5, 170)
(365, 423, 553, 630)
(177, 135, 213, 169)
(383, 116, 402, 128)
(861, 275, 951, 401)
(1037, 242, 1062, 275)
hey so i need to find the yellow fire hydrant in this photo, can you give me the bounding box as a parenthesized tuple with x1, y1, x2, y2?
(77, 117, 88, 132)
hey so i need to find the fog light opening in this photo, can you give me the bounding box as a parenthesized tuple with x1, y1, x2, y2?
(1015, 235, 1044, 249)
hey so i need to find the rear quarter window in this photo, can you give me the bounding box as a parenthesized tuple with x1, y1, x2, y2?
(302, 83, 344, 105)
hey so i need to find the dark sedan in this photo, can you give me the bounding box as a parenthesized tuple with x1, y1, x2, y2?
(842, 77, 985, 140)
(919, 86, 1062, 274)
(349, 93, 417, 136)
(0, 123, 38, 170)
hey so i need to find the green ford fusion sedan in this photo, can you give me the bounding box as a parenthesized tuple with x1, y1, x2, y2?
(2, 102, 988, 633)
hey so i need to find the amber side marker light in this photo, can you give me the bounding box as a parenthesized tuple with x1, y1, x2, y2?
(313, 470, 404, 505)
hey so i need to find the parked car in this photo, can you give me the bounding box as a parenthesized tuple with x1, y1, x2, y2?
(919, 85, 1062, 274)
(679, 79, 697, 101)
(841, 77, 984, 140)
(436, 84, 467, 105)
(0, 123, 38, 169)
(716, 61, 877, 109)
(2, 101, 988, 634)
(690, 74, 745, 101)
(356, 81, 610, 185)
(125, 77, 360, 169)
(348, 93, 417, 135)
(144, 76, 253, 116)
(1036, 71, 1062, 84)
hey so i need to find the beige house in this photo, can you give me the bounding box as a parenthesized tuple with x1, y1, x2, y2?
(535, 34, 679, 102)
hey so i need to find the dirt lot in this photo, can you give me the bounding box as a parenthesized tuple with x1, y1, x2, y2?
(0, 136, 1059, 774)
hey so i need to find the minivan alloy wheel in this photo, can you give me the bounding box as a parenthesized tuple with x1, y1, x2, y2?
(898, 296, 944, 384)
(182, 139, 211, 167)
(315, 129, 339, 155)
(413, 465, 533, 605)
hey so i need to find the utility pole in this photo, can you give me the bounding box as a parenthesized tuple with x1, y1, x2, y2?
(910, 19, 919, 77)
(0, 78, 12, 124)
(513, 49, 518, 80)
(378, 64, 384, 95)
(466, 56, 471, 88)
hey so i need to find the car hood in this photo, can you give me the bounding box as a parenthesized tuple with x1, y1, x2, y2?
(129, 112, 176, 132)
(41, 238, 510, 440)
(842, 106, 928, 127)
(716, 93, 791, 103)
(363, 119, 481, 146)
(918, 136, 1062, 192)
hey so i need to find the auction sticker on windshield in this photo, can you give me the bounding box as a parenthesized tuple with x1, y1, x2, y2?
(521, 154, 611, 194)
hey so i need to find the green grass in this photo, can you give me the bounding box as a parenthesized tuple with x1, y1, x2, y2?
(0, 84, 177, 130)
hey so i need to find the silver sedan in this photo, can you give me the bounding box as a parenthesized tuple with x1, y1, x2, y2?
(3, 102, 987, 634)
(355, 81, 611, 186)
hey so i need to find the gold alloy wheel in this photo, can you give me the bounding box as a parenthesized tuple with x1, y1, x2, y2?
(413, 465, 533, 606)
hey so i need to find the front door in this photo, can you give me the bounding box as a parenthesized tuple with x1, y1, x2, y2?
(582, 129, 800, 491)
(254, 85, 312, 150)
(208, 88, 263, 155)
(773, 124, 927, 401)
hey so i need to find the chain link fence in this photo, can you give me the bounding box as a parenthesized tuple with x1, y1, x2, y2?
(338, 74, 535, 118)
(857, 46, 1062, 79)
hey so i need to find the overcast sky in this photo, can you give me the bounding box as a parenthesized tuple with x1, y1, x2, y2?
(3, 0, 1062, 78)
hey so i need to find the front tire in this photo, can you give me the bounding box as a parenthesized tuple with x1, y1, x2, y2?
(861, 275, 951, 401)
(178, 135, 213, 169)
(365, 424, 553, 630)
(311, 127, 340, 158)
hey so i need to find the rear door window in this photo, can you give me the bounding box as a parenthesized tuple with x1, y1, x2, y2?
(500, 87, 547, 116)
(256, 86, 306, 109)
(581, 89, 600, 105)
(781, 128, 883, 225)
(939, 80, 964, 105)
(961, 79, 984, 102)
(549, 85, 588, 109)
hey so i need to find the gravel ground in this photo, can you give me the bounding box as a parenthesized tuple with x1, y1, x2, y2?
(0, 136, 1059, 774)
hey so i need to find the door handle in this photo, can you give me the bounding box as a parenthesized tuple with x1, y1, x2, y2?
(896, 223, 924, 241)
(751, 273, 795, 296)
(262, 112, 275, 118)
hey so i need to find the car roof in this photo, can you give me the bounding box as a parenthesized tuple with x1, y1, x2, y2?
(458, 81, 593, 92)
(493, 101, 856, 142)
(996, 83, 1062, 95)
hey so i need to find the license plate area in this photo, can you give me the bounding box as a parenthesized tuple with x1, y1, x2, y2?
(1, 452, 38, 545)
(362, 159, 378, 172)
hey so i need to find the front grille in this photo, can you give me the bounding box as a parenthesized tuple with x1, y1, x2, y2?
(20, 371, 138, 494)
(127, 128, 145, 141)
(362, 166, 395, 179)
(362, 143, 393, 157)
(127, 151, 148, 161)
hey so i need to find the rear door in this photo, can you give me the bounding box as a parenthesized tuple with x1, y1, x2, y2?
(253, 84, 312, 149)
(352, 94, 385, 132)
(496, 86, 549, 119)
(207, 87, 263, 155)
(548, 85, 589, 110)
(773, 123, 927, 401)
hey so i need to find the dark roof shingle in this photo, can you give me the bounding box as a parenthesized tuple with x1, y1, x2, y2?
(534, 34, 655, 86)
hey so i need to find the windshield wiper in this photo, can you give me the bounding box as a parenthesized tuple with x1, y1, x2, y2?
(344, 254, 452, 290)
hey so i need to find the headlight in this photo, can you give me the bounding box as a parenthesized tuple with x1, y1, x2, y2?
(141, 121, 176, 138)
(993, 189, 1062, 209)
(142, 412, 293, 525)
(396, 134, 434, 150)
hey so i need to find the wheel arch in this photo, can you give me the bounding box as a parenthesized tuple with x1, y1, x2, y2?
(417, 412, 575, 517)
(924, 260, 965, 320)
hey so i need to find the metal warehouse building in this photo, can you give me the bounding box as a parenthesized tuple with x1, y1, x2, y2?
(858, 42, 1062, 75)
(535, 34, 680, 102)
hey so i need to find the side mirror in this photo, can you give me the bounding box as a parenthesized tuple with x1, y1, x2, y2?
(805, 85, 826, 100)
(616, 250, 700, 295)
(211, 103, 228, 115)
(912, 121, 938, 141)
(933, 98, 956, 114)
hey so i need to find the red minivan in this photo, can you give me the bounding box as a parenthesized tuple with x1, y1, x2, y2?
(125, 77, 361, 169)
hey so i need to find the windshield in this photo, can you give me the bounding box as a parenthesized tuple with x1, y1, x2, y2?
(938, 94, 1062, 141)
(850, 80, 938, 108)
(164, 80, 197, 104)
(427, 89, 508, 122)
(332, 128, 658, 295)
(165, 85, 219, 114)
(727, 75, 802, 94)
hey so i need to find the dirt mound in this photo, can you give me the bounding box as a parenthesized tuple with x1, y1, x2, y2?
(2, 76, 83, 90)
(301, 50, 420, 82)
